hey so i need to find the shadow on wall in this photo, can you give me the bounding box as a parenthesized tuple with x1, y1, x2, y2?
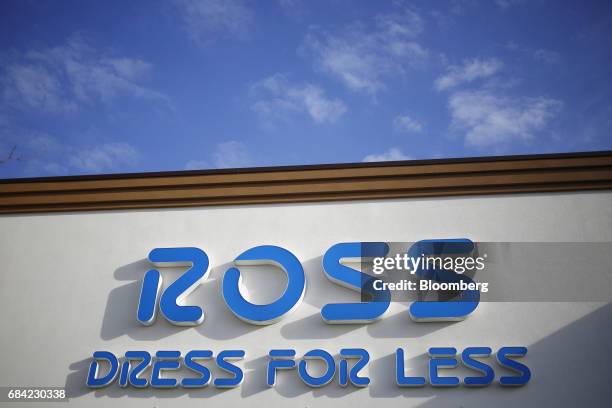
(280, 256, 360, 339)
(99, 259, 261, 341)
(407, 302, 612, 408)
(281, 257, 456, 339)
(99, 255, 455, 342)
(366, 309, 453, 339)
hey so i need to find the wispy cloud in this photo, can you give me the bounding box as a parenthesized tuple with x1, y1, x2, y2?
(1, 65, 77, 114)
(435, 58, 503, 91)
(251, 74, 347, 125)
(174, 0, 254, 44)
(0, 128, 141, 176)
(213, 140, 251, 168)
(506, 42, 561, 64)
(68, 142, 140, 172)
(496, 0, 526, 10)
(25, 134, 62, 154)
(302, 4, 427, 94)
(393, 114, 423, 133)
(449, 90, 562, 147)
(0, 129, 59, 167)
(104, 58, 153, 80)
(533, 49, 560, 64)
(363, 147, 412, 162)
(277, 0, 307, 18)
(185, 159, 209, 170)
(0, 36, 167, 114)
(185, 140, 251, 169)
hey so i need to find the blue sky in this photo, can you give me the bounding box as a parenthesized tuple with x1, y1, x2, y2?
(1, 0, 611, 178)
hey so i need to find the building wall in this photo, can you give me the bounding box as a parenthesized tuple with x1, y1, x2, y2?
(0, 190, 611, 407)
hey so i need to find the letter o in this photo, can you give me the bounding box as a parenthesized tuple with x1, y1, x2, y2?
(222, 245, 305, 325)
(298, 349, 336, 387)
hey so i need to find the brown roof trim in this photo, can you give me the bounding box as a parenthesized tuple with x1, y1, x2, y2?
(1, 151, 611, 214)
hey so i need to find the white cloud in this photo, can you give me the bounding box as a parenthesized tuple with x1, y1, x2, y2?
(251, 74, 346, 125)
(68, 142, 140, 172)
(533, 49, 560, 64)
(2, 65, 77, 114)
(1, 130, 141, 176)
(18, 158, 65, 177)
(435, 58, 503, 91)
(363, 147, 412, 162)
(393, 114, 423, 133)
(496, 0, 526, 10)
(185, 140, 252, 170)
(41, 162, 67, 175)
(212, 140, 251, 168)
(20, 158, 67, 177)
(1, 130, 61, 165)
(277, 0, 306, 17)
(448, 90, 562, 146)
(26, 134, 62, 153)
(185, 159, 209, 170)
(1, 36, 166, 114)
(302, 5, 427, 94)
(507, 42, 561, 65)
(449, 0, 479, 15)
(278, 0, 301, 8)
(104, 58, 153, 80)
(174, 0, 253, 44)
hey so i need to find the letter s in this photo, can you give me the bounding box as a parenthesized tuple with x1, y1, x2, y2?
(321, 242, 391, 324)
(408, 239, 480, 322)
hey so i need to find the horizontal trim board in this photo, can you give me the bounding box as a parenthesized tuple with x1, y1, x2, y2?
(1, 151, 611, 214)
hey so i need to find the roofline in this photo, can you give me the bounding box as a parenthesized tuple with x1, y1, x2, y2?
(1, 150, 611, 214)
(2, 150, 611, 184)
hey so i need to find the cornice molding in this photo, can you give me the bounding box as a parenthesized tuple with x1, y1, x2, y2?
(1, 151, 611, 214)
